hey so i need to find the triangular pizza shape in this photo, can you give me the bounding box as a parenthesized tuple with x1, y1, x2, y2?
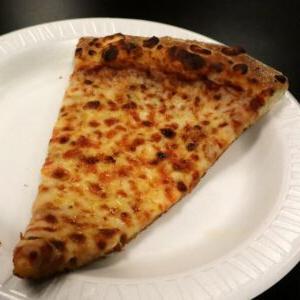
(13, 34, 288, 279)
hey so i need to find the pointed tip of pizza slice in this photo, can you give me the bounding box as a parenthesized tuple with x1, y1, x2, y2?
(13, 239, 61, 280)
(13, 34, 288, 280)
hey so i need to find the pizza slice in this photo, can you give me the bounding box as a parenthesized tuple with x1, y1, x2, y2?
(13, 34, 288, 279)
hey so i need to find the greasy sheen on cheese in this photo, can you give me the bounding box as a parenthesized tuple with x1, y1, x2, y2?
(13, 34, 288, 279)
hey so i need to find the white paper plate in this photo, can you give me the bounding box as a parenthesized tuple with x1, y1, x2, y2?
(0, 18, 300, 300)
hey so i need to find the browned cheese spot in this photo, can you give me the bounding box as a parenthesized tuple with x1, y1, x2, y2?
(142, 120, 153, 127)
(129, 138, 145, 151)
(122, 101, 137, 110)
(81, 155, 100, 164)
(232, 63, 248, 74)
(104, 155, 116, 163)
(97, 240, 106, 250)
(69, 233, 86, 243)
(83, 100, 100, 110)
(117, 190, 128, 197)
(177, 181, 188, 192)
(213, 94, 222, 100)
(68, 257, 77, 266)
(173, 159, 192, 172)
(156, 151, 168, 160)
(28, 250, 38, 263)
(52, 167, 69, 180)
(89, 182, 103, 196)
(120, 212, 131, 225)
(221, 46, 246, 56)
(249, 96, 265, 111)
(219, 122, 228, 128)
(99, 228, 119, 238)
(151, 133, 162, 142)
(84, 79, 93, 85)
(51, 240, 65, 251)
(168, 46, 206, 70)
(120, 233, 128, 245)
(77, 136, 91, 147)
(59, 136, 69, 144)
(143, 36, 160, 48)
(102, 45, 118, 62)
(190, 44, 211, 55)
(160, 128, 176, 139)
(186, 142, 197, 151)
(44, 214, 58, 224)
(89, 120, 100, 127)
(104, 118, 119, 126)
(63, 148, 82, 159)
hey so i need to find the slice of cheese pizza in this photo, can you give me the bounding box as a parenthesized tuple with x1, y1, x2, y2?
(13, 34, 288, 279)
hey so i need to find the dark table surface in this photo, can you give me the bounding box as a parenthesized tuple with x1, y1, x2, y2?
(1, 0, 299, 298)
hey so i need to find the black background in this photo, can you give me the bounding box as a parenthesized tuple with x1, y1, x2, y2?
(1, 0, 299, 298)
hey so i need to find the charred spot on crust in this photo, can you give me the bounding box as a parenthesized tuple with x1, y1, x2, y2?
(249, 96, 265, 111)
(51, 240, 65, 251)
(88, 38, 98, 46)
(69, 233, 86, 243)
(143, 36, 160, 48)
(190, 44, 211, 55)
(221, 46, 246, 56)
(232, 63, 248, 74)
(44, 214, 58, 224)
(274, 74, 287, 84)
(52, 167, 69, 180)
(102, 45, 118, 62)
(122, 41, 137, 52)
(160, 128, 176, 139)
(88, 49, 96, 56)
(177, 181, 188, 192)
(75, 47, 82, 57)
(83, 100, 100, 109)
(203, 77, 221, 91)
(122, 101, 137, 109)
(68, 257, 77, 266)
(210, 62, 225, 73)
(224, 81, 244, 93)
(168, 46, 206, 70)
